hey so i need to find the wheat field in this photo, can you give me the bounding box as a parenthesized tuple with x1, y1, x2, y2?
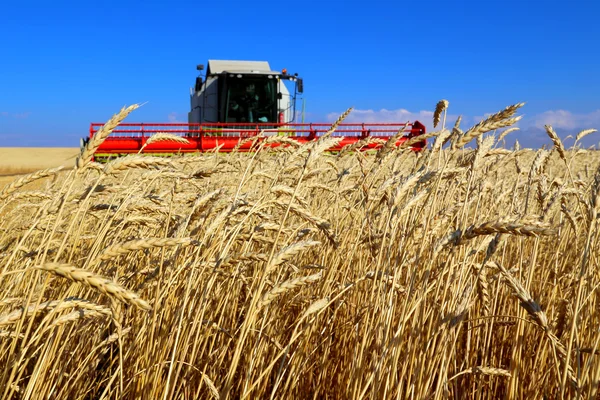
(1, 102, 600, 399)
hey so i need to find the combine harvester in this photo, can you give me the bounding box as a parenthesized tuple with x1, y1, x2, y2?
(85, 60, 427, 160)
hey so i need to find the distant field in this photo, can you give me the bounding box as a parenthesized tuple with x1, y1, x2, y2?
(0, 147, 79, 189)
(0, 147, 79, 174)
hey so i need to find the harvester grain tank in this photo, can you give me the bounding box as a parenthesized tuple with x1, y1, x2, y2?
(86, 60, 427, 159)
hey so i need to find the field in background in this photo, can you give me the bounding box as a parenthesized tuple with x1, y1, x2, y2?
(0, 147, 79, 175)
(0, 147, 79, 189)
(1, 102, 600, 399)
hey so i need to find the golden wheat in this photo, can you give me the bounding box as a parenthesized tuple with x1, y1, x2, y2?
(33, 263, 152, 311)
(433, 99, 449, 128)
(75, 104, 140, 170)
(0, 102, 599, 399)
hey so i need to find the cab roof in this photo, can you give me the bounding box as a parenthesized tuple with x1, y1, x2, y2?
(206, 60, 280, 75)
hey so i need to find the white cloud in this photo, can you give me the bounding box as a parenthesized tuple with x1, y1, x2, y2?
(328, 108, 432, 124)
(329, 107, 600, 132)
(326, 108, 461, 133)
(0, 111, 32, 119)
(13, 112, 31, 119)
(532, 109, 600, 130)
(322, 107, 600, 148)
(168, 112, 183, 123)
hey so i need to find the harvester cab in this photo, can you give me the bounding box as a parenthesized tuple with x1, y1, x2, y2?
(189, 60, 303, 129)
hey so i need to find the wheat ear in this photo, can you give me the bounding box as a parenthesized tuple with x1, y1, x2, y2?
(259, 272, 323, 309)
(97, 237, 197, 261)
(263, 136, 303, 148)
(544, 125, 566, 161)
(400, 131, 438, 149)
(0, 166, 64, 201)
(103, 155, 173, 174)
(33, 263, 152, 311)
(76, 104, 140, 169)
(433, 99, 449, 129)
(455, 103, 524, 148)
(48, 309, 109, 328)
(140, 132, 190, 152)
(497, 127, 520, 142)
(463, 220, 556, 239)
(448, 366, 512, 381)
(575, 128, 597, 143)
(0, 298, 111, 327)
(321, 107, 353, 139)
(266, 241, 321, 274)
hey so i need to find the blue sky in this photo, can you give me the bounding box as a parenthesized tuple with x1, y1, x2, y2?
(1, 0, 599, 148)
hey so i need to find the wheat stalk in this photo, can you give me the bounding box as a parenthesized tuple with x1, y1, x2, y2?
(492, 261, 579, 390)
(298, 297, 330, 322)
(263, 135, 302, 148)
(233, 130, 265, 152)
(271, 185, 311, 209)
(6, 191, 54, 202)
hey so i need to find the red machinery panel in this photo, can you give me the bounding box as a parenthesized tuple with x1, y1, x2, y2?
(89, 121, 427, 157)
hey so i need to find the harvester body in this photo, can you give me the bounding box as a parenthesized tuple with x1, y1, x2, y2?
(87, 60, 427, 159)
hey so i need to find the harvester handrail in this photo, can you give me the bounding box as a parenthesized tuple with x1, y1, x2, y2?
(89, 122, 425, 137)
(87, 121, 427, 158)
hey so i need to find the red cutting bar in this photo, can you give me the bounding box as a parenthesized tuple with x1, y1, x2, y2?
(89, 122, 427, 156)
